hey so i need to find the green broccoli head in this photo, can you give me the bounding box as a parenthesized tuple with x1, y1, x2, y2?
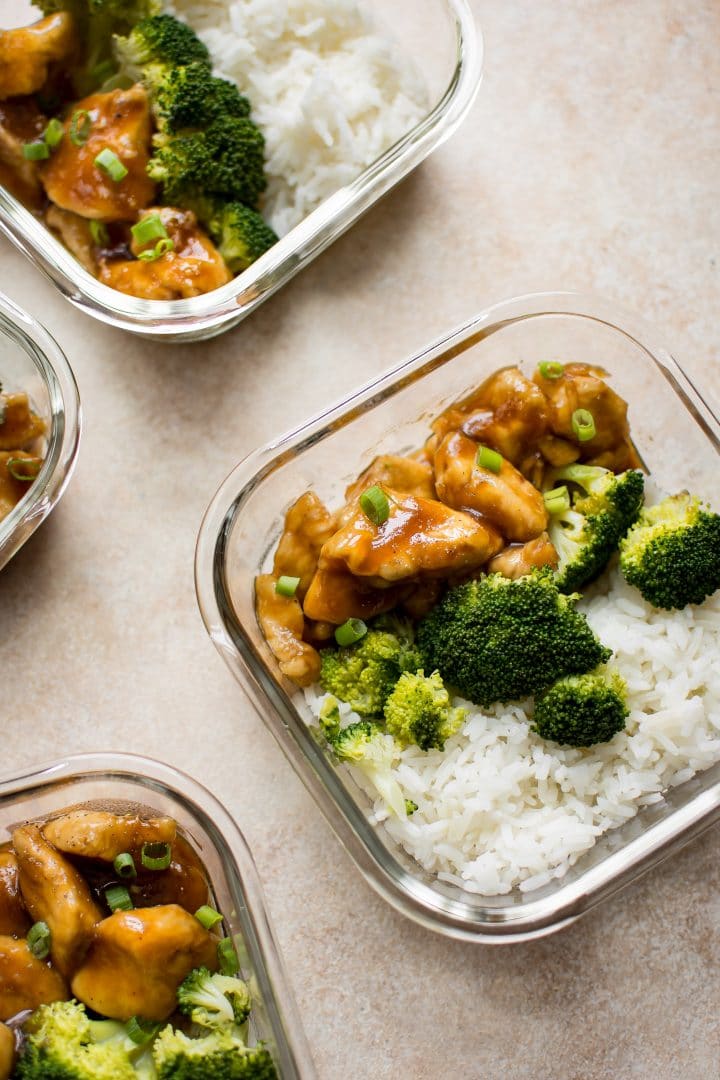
(532, 671, 629, 747)
(16, 1000, 138, 1080)
(207, 203, 278, 273)
(177, 967, 252, 1029)
(149, 63, 251, 133)
(545, 465, 645, 593)
(148, 116, 267, 208)
(384, 670, 465, 751)
(330, 720, 406, 817)
(113, 14, 210, 83)
(153, 1026, 277, 1080)
(619, 491, 720, 610)
(320, 628, 423, 716)
(416, 570, 611, 708)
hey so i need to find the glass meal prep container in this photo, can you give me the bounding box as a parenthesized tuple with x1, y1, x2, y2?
(195, 291, 720, 944)
(0, 291, 80, 571)
(0, 0, 481, 342)
(0, 751, 316, 1078)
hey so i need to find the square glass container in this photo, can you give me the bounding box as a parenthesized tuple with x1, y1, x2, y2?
(0, 291, 80, 570)
(0, 0, 481, 342)
(0, 752, 316, 1078)
(195, 291, 720, 943)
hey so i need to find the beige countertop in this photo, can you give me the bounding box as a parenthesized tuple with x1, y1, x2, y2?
(1, 2, 720, 1077)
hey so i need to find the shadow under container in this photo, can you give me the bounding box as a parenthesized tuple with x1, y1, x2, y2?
(0, 752, 316, 1078)
(0, 292, 80, 570)
(195, 291, 720, 943)
(0, 0, 481, 341)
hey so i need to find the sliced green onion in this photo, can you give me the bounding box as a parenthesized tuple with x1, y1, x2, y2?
(131, 213, 168, 245)
(572, 408, 596, 442)
(141, 841, 172, 870)
(44, 117, 64, 149)
(543, 485, 570, 514)
(475, 445, 503, 474)
(335, 618, 367, 647)
(360, 485, 390, 526)
(22, 141, 50, 161)
(125, 1016, 162, 1046)
(105, 884, 133, 912)
(95, 147, 128, 182)
(89, 220, 109, 246)
(70, 109, 92, 146)
(538, 361, 565, 380)
(137, 237, 174, 262)
(194, 905, 223, 931)
(217, 937, 239, 976)
(275, 575, 300, 598)
(6, 456, 42, 481)
(27, 921, 51, 959)
(113, 852, 137, 879)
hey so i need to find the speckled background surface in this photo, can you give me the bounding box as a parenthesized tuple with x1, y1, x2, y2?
(1, 2, 720, 1077)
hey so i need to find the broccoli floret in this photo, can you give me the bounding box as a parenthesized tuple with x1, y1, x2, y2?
(533, 671, 629, 747)
(619, 491, 720, 609)
(319, 628, 422, 716)
(153, 1027, 277, 1080)
(545, 465, 645, 593)
(330, 720, 407, 818)
(36, 0, 160, 94)
(147, 116, 267, 208)
(145, 62, 251, 133)
(177, 967, 251, 1029)
(206, 202, 278, 273)
(384, 670, 465, 751)
(16, 1000, 138, 1080)
(417, 570, 611, 707)
(113, 14, 210, 84)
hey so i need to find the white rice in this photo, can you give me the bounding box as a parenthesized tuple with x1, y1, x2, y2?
(303, 569, 720, 896)
(165, 0, 429, 235)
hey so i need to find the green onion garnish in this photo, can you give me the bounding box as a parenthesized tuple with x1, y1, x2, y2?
(95, 147, 128, 182)
(137, 238, 174, 262)
(131, 213, 168, 245)
(275, 575, 300, 598)
(44, 117, 64, 149)
(113, 852, 137, 879)
(194, 905, 223, 931)
(125, 1016, 162, 1046)
(572, 408, 596, 442)
(543, 485, 570, 514)
(475, 445, 503, 473)
(70, 109, 92, 146)
(538, 361, 565, 380)
(217, 937, 239, 976)
(141, 841, 172, 870)
(105, 884, 133, 912)
(22, 141, 50, 161)
(335, 618, 367, 647)
(89, 220, 109, 246)
(6, 456, 42, 481)
(27, 921, 51, 959)
(360, 485, 390, 526)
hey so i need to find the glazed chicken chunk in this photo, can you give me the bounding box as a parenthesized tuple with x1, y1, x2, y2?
(434, 431, 548, 542)
(70, 905, 218, 1022)
(320, 488, 503, 585)
(43, 809, 176, 862)
(302, 565, 409, 625)
(0, 852, 30, 938)
(0, 1021, 13, 1080)
(487, 532, 559, 580)
(0, 392, 45, 451)
(45, 205, 99, 274)
(0, 935, 68, 1021)
(99, 205, 233, 300)
(0, 13, 74, 100)
(0, 99, 48, 208)
(272, 491, 338, 597)
(0, 452, 42, 522)
(13, 824, 103, 979)
(342, 455, 436, 518)
(256, 573, 321, 686)
(41, 86, 155, 221)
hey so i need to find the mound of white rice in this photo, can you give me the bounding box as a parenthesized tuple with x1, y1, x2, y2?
(305, 570, 720, 896)
(166, 0, 429, 235)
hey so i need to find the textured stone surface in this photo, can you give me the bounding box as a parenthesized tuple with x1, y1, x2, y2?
(1, 1, 719, 1077)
